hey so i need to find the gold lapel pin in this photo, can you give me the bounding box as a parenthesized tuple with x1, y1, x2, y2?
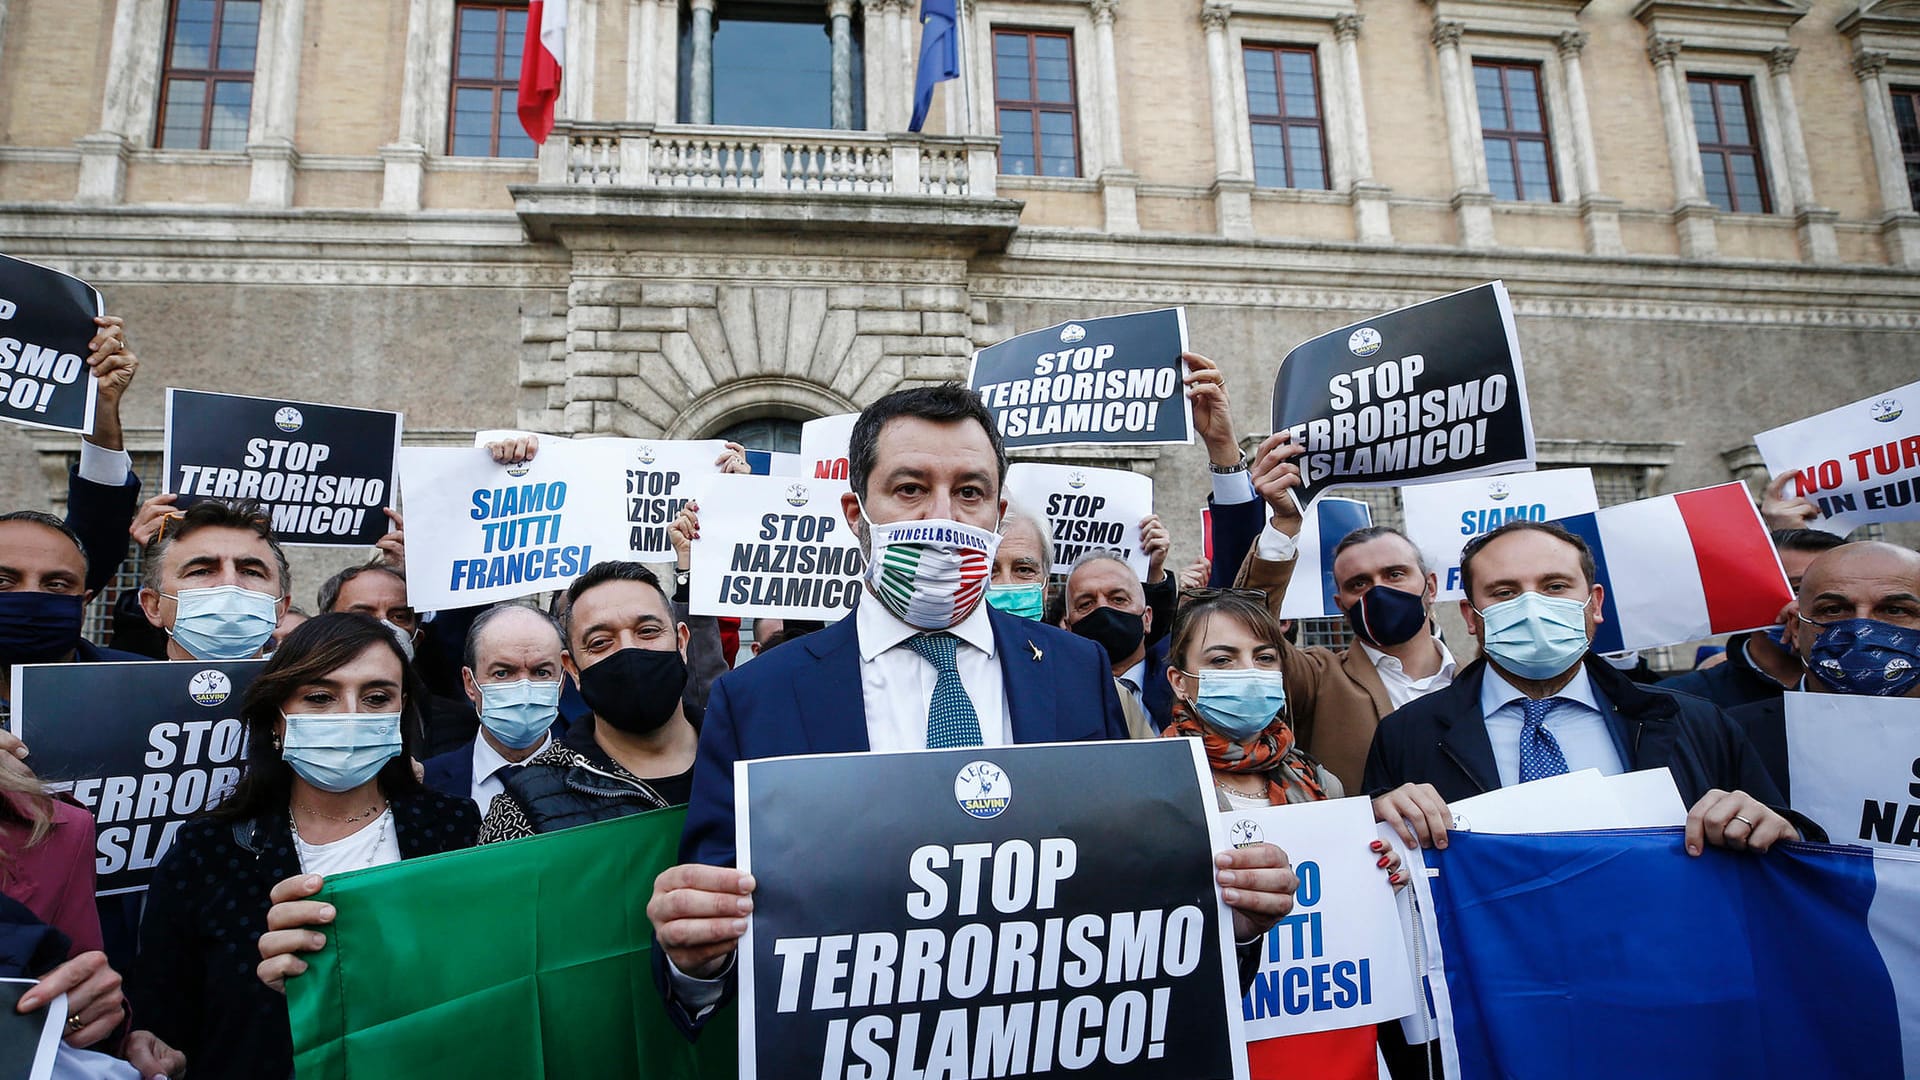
(1028, 641, 1043, 662)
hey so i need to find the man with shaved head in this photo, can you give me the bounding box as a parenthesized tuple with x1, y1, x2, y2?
(1730, 541, 1920, 800)
(423, 602, 569, 813)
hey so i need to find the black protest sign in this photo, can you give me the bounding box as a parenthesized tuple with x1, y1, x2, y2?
(971, 309, 1193, 449)
(0, 253, 102, 435)
(1271, 282, 1534, 496)
(165, 389, 403, 546)
(11, 659, 263, 895)
(738, 739, 1246, 1080)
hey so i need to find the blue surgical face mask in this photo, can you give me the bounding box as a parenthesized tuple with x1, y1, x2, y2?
(476, 679, 561, 749)
(166, 585, 279, 660)
(1188, 668, 1288, 741)
(1474, 592, 1592, 681)
(1805, 617, 1920, 697)
(986, 582, 1046, 620)
(280, 711, 404, 794)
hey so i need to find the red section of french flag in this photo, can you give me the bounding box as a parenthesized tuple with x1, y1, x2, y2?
(1249, 1027, 1379, 1080)
(517, 0, 564, 145)
(1675, 482, 1794, 634)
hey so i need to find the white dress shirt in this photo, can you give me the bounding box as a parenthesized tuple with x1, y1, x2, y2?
(470, 732, 550, 813)
(1116, 657, 1149, 717)
(1481, 664, 1625, 788)
(1358, 637, 1458, 710)
(855, 592, 1010, 751)
(76, 441, 132, 487)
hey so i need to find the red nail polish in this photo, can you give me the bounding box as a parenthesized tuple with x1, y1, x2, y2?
(1370, 840, 1385, 852)
(1376, 855, 1390, 868)
(1390, 873, 1403, 885)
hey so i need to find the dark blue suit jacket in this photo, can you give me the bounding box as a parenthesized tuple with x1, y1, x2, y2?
(65, 465, 140, 594)
(1206, 494, 1266, 590)
(422, 743, 474, 802)
(679, 604, 1129, 870)
(1141, 635, 1174, 733)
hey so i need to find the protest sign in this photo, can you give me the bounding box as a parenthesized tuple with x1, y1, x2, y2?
(737, 739, 1247, 1080)
(1401, 469, 1599, 600)
(0, 252, 102, 435)
(1277, 497, 1372, 620)
(1200, 509, 1212, 562)
(1228, 796, 1413, 1040)
(800, 413, 859, 483)
(1754, 381, 1920, 536)
(0, 979, 63, 1080)
(10, 659, 263, 895)
(289, 807, 735, 1080)
(163, 389, 402, 547)
(687, 474, 865, 621)
(585, 438, 726, 559)
(397, 443, 624, 610)
(971, 309, 1193, 449)
(1271, 282, 1533, 501)
(1005, 463, 1152, 577)
(1785, 692, 1920, 851)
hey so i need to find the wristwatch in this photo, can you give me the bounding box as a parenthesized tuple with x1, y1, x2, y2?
(1207, 453, 1249, 475)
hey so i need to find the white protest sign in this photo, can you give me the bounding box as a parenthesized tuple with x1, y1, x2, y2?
(1786, 692, 1920, 851)
(472, 428, 569, 450)
(1446, 770, 1629, 834)
(397, 443, 623, 610)
(686, 474, 865, 621)
(1400, 469, 1599, 600)
(1754, 382, 1920, 536)
(1004, 462, 1153, 577)
(798, 413, 858, 484)
(1228, 796, 1415, 1039)
(580, 438, 726, 559)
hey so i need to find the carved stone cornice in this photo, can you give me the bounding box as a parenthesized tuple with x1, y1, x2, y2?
(1431, 19, 1465, 48)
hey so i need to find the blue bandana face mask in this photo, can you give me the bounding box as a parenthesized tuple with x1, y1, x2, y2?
(1805, 617, 1920, 697)
(986, 582, 1046, 620)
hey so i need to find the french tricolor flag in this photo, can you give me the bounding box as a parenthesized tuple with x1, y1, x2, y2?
(1550, 482, 1790, 653)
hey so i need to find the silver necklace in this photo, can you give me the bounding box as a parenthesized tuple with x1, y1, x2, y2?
(290, 807, 390, 868)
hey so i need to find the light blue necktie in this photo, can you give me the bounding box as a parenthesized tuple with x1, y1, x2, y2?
(1518, 697, 1570, 783)
(904, 632, 983, 749)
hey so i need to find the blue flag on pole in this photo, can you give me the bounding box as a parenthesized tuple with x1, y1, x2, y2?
(1424, 830, 1920, 1078)
(909, 0, 958, 132)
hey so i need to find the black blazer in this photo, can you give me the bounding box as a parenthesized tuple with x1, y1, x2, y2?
(1362, 653, 1821, 839)
(128, 789, 479, 1080)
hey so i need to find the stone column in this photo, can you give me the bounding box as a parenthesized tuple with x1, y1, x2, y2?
(246, 0, 306, 207)
(689, 0, 715, 124)
(1853, 49, 1920, 267)
(893, 0, 916, 133)
(563, 0, 597, 121)
(0, 0, 12, 84)
(77, 0, 167, 203)
(654, 0, 679, 124)
(1200, 2, 1252, 239)
(864, 0, 891, 132)
(830, 0, 855, 129)
(1337, 13, 1391, 244)
(1090, 0, 1138, 233)
(628, 0, 654, 122)
(1648, 35, 1716, 258)
(1557, 31, 1621, 254)
(1763, 46, 1837, 263)
(944, 0, 969, 134)
(1432, 20, 1492, 247)
(381, 0, 452, 209)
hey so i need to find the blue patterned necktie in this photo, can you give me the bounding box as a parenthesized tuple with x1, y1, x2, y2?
(1517, 697, 1570, 783)
(904, 632, 983, 749)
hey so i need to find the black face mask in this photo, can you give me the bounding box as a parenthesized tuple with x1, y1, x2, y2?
(0, 592, 85, 667)
(575, 647, 688, 735)
(1070, 605, 1145, 667)
(1345, 583, 1430, 648)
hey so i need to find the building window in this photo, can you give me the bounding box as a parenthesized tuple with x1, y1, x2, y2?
(450, 3, 537, 158)
(1689, 75, 1770, 213)
(156, 0, 260, 151)
(993, 29, 1080, 178)
(1243, 45, 1328, 191)
(1894, 86, 1920, 211)
(716, 418, 803, 454)
(681, 3, 862, 130)
(1473, 60, 1557, 202)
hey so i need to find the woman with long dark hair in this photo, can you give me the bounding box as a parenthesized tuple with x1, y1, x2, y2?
(124, 612, 479, 1079)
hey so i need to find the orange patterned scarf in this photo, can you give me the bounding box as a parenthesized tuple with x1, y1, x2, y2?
(1162, 700, 1329, 805)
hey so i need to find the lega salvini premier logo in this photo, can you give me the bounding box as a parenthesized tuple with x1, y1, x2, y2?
(954, 760, 1011, 819)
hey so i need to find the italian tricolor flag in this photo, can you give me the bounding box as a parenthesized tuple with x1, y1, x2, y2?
(516, 0, 567, 144)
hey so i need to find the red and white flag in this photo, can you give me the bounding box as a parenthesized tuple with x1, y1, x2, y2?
(517, 0, 567, 144)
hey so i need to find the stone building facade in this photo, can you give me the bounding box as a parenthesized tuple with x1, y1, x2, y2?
(2, 0, 1918, 647)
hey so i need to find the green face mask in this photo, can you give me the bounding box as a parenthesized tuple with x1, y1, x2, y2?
(986, 582, 1046, 620)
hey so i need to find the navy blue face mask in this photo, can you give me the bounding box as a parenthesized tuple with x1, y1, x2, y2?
(1805, 617, 1920, 697)
(1345, 583, 1429, 648)
(0, 592, 85, 666)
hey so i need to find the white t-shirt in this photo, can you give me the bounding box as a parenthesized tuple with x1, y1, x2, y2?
(293, 809, 402, 876)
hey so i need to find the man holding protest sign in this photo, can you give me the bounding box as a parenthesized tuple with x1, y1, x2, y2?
(1364, 519, 1808, 856)
(648, 384, 1299, 1037)
(1228, 434, 1456, 794)
(1727, 540, 1920, 803)
(65, 314, 145, 594)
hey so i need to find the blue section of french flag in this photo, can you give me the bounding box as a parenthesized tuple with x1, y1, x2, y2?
(1279, 497, 1373, 619)
(1551, 482, 1790, 653)
(1427, 830, 1920, 1079)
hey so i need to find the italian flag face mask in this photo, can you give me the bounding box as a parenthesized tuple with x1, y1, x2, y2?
(860, 511, 1002, 631)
